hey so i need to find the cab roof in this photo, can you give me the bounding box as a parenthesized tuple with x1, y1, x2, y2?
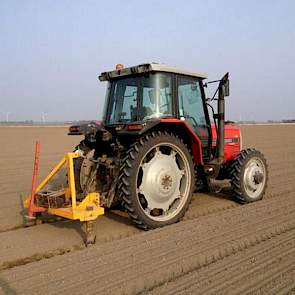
(98, 63, 208, 81)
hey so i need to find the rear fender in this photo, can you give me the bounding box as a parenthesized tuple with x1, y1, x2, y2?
(149, 118, 203, 165)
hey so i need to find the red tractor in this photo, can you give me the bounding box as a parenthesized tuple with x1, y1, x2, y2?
(69, 63, 268, 230)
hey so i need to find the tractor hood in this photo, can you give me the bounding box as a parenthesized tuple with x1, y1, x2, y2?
(211, 122, 241, 161)
(211, 122, 241, 144)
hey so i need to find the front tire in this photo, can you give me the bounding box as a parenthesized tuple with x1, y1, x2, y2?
(230, 148, 268, 203)
(119, 131, 195, 229)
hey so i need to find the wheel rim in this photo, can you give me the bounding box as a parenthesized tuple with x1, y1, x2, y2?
(243, 157, 266, 199)
(136, 142, 192, 222)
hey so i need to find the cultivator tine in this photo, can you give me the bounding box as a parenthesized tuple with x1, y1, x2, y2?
(85, 220, 96, 246)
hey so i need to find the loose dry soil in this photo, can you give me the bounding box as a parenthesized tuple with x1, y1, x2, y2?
(0, 124, 294, 294)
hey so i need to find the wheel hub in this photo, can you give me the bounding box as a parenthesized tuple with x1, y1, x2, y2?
(244, 158, 266, 198)
(161, 174, 173, 190)
(139, 149, 185, 213)
(253, 171, 263, 184)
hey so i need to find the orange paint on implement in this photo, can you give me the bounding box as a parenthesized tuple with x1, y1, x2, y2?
(28, 141, 45, 218)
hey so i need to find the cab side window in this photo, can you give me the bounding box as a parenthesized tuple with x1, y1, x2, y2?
(178, 77, 207, 128)
(178, 76, 209, 149)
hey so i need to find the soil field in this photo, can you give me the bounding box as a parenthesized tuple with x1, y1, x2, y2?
(0, 124, 295, 294)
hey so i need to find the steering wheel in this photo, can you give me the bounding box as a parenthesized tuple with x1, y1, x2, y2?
(184, 115, 198, 127)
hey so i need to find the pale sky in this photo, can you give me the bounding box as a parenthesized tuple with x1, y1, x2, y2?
(0, 0, 294, 122)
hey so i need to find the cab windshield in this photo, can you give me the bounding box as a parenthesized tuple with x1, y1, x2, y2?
(105, 73, 172, 124)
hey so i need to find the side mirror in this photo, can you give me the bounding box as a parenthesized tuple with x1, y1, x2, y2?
(223, 79, 230, 97)
(219, 72, 229, 97)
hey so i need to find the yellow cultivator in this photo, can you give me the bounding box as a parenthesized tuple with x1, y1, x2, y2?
(24, 143, 104, 245)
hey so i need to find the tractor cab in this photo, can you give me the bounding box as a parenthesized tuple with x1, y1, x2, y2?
(99, 63, 212, 158)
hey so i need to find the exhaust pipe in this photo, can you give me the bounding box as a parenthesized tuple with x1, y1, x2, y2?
(217, 73, 229, 161)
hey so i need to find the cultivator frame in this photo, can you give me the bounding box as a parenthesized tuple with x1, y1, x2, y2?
(24, 146, 104, 245)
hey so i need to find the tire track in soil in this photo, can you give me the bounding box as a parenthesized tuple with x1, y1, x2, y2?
(0, 187, 292, 272)
(0, 186, 292, 274)
(0, 192, 295, 294)
(148, 229, 295, 295)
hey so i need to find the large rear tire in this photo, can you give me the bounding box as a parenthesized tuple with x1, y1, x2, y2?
(119, 131, 195, 229)
(230, 148, 268, 203)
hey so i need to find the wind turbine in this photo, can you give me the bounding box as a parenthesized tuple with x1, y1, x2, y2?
(41, 112, 47, 124)
(6, 112, 11, 123)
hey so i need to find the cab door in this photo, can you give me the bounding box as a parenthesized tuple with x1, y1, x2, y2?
(177, 76, 210, 157)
